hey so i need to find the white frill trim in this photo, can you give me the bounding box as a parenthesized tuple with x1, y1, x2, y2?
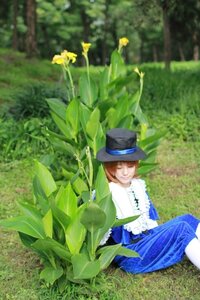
(109, 179, 158, 235)
(99, 228, 112, 246)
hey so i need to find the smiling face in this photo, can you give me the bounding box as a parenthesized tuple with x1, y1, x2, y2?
(115, 162, 136, 187)
(104, 161, 138, 187)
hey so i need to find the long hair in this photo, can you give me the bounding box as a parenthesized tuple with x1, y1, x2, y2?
(104, 161, 139, 183)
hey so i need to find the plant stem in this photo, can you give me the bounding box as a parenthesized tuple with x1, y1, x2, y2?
(65, 66, 75, 99)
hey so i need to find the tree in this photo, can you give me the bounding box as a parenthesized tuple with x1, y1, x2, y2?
(26, 0, 37, 57)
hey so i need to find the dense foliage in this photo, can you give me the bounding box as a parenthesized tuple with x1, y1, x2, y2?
(1, 1, 200, 64)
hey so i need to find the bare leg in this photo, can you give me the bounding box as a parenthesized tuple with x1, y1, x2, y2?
(185, 238, 200, 269)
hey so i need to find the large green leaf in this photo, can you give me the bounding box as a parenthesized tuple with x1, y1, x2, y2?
(34, 160, 57, 197)
(86, 107, 100, 140)
(32, 237, 71, 262)
(32, 176, 49, 214)
(49, 136, 75, 156)
(18, 232, 37, 248)
(71, 253, 100, 279)
(65, 205, 87, 255)
(46, 98, 67, 121)
(40, 266, 63, 285)
(79, 73, 98, 107)
(55, 183, 78, 218)
(0, 216, 46, 239)
(72, 176, 88, 195)
(97, 244, 139, 270)
(110, 49, 125, 80)
(42, 209, 53, 238)
(79, 103, 91, 134)
(95, 165, 110, 202)
(80, 202, 106, 232)
(138, 131, 165, 148)
(17, 201, 43, 222)
(66, 98, 79, 139)
(51, 111, 73, 141)
(89, 193, 116, 252)
(50, 200, 71, 231)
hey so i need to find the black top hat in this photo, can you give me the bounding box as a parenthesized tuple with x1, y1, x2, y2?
(96, 128, 146, 162)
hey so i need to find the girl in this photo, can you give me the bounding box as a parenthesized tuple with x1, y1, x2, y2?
(96, 128, 200, 274)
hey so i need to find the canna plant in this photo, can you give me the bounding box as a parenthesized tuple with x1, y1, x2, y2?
(0, 37, 163, 288)
(0, 153, 139, 288)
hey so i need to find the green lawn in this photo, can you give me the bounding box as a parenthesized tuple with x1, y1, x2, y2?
(1, 138, 200, 300)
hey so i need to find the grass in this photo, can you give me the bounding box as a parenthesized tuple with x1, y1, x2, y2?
(1, 139, 200, 299)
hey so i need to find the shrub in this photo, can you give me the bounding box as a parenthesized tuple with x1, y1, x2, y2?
(9, 83, 68, 119)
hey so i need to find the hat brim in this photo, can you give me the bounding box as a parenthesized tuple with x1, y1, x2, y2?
(96, 146, 147, 162)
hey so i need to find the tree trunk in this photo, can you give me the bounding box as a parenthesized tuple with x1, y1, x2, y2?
(12, 0, 18, 50)
(178, 42, 185, 61)
(162, 1, 171, 70)
(153, 45, 158, 62)
(26, 0, 37, 57)
(193, 32, 199, 61)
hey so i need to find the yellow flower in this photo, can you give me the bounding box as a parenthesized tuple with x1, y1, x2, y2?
(119, 37, 129, 47)
(82, 42, 91, 56)
(140, 72, 145, 78)
(52, 54, 65, 65)
(134, 67, 145, 78)
(134, 67, 140, 75)
(61, 50, 77, 63)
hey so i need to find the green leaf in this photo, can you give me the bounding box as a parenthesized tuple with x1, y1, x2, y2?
(49, 136, 75, 156)
(0, 216, 45, 239)
(72, 176, 89, 195)
(66, 98, 79, 138)
(18, 232, 37, 248)
(79, 73, 98, 107)
(17, 201, 43, 222)
(43, 209, 53, 238)
(110, 49, 125, 80)
(65, 205, 87, 255)
(97, 244, 139, 270)
(51, 111, 73, 141)
(86, 107, 100, 140)
(138, 163, 157, 175)
(46, 98, 67, 121)
(138, 131, 164, 148)
(55, 183, 78, 218)
(90, 193, 116, 251)
(40, 266, 63, 285)
(113, 215, 140, 228)
(97, 244, 121, 269)
(50, 200, 71, 231)
(95, 165, 110, 202)
(34, 160, 57, 197)
(80, 202, 106, 232)
(32, 237, 71, 262)
(79, 103, 91, 134)
(71, 253, 100, 279)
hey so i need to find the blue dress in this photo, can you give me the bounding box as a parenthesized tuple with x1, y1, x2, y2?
(108, 180, 199, 274)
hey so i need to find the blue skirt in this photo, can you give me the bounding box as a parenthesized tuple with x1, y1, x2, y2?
(113, 214, 199, 274)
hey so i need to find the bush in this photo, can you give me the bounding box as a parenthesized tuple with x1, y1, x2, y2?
(0, 117, 53, 161)
(9, 83, 68, 119)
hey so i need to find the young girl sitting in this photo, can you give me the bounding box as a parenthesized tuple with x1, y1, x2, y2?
(96, 128, 200, 274)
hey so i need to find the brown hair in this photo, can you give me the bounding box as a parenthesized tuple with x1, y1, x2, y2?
(104, 161, 139, 183)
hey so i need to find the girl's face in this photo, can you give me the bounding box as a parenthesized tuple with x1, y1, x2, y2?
(114, 162, 136, 187)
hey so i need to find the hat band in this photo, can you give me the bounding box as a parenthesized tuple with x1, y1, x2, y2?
(106, 146, 137, 156)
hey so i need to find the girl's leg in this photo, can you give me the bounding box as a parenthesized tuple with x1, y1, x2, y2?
(195, 223, 200, 239)
(185, 238, 200, 269)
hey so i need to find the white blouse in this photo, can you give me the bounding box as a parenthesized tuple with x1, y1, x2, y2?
(99, 178, 158, 245)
